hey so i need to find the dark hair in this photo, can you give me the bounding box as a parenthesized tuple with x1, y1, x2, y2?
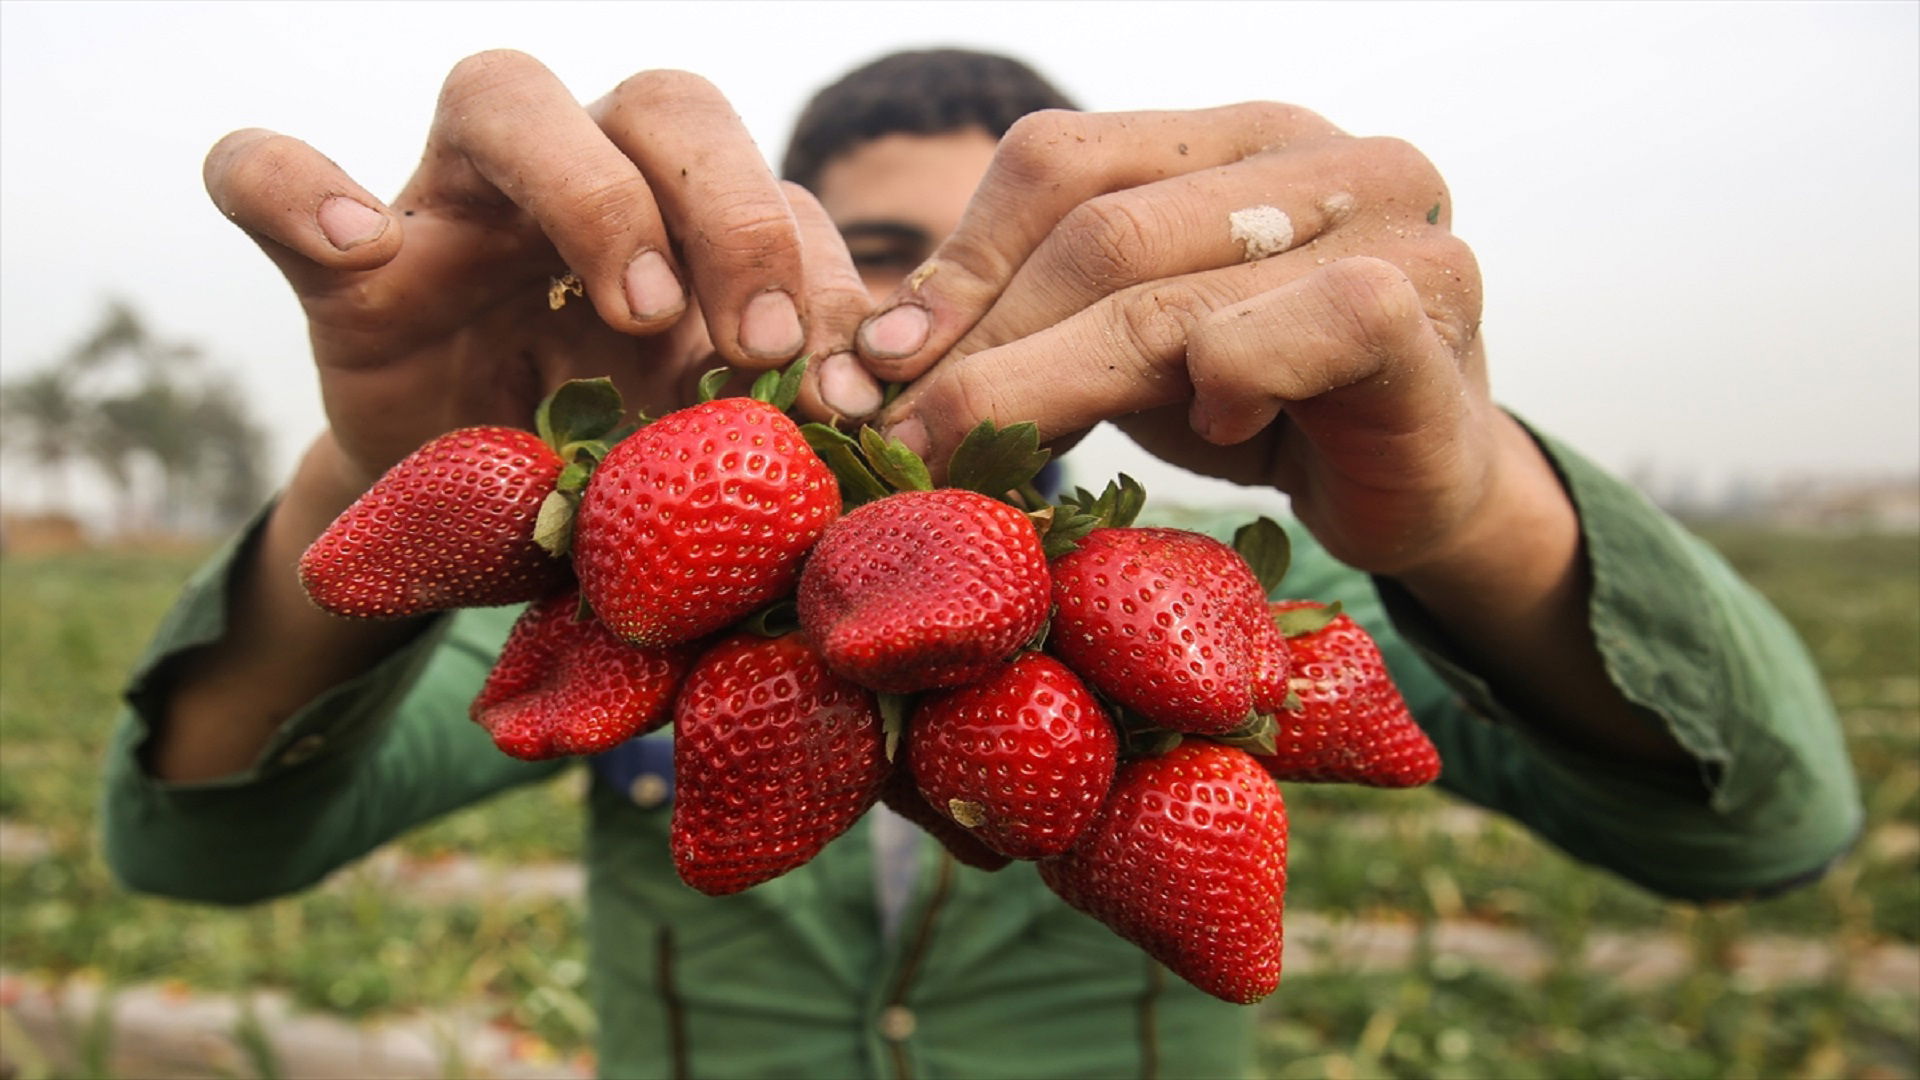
(781, 49, 1080, 192)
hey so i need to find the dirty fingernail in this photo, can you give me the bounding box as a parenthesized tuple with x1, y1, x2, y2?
(819, 352, 884, 418)
(859, 305, 929, 359)
(317, 196, 387, 251)
(739, 289, 804, 360)
(625, 250, 685, 321)
(885, 416, 930, 460)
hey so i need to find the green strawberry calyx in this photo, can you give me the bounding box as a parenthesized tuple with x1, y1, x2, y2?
(532, 378, 646, 558)
(1273, 600, 1343, 639)
(1233, 517, 1291, 595)
(697, 353, 812, 412)
(797, 417, 1057, 513)
(1208, 713, 1281, 757)
(1039, 474, 1147, 559)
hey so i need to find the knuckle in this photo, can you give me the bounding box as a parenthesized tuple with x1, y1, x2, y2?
(442, 49, 542, 103)
(1405, 236, 1484, 348)
(553, 172, 657, 239)
(1355, 135, 1442, 190)
(209, 131, 306, 205)
(609, 68, 724, 115)
(927, 232, 1017, 299)
(437, 51, 553, 144)
(701, 199, 800, 261)
(1317, 257, 1421, 353)
(1113, 283, 1212, 358)
(1055, 194, 1165, 295)
(944, 363, 1008, 431)
(994, 109, 1088, 184)
(1220, 101, 1347, 147)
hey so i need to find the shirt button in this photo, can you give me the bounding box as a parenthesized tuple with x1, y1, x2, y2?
(628, 773, 669, 808)
(877, 1005, 916, 1042)
(278, 733, 326, 767)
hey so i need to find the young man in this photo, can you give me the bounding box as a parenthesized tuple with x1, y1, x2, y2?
(104, 49, 1859, 1078)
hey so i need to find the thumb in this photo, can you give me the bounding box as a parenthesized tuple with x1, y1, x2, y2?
(204, 128, 402, 292)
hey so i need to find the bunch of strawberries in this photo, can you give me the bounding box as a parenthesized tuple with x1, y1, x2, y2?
(297, 361, 1440, 1006)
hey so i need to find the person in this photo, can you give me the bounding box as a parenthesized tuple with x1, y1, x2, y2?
(102, 48, 1860, 1078)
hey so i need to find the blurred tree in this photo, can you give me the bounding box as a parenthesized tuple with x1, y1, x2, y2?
(1, 299, 268, 535)
(0, 367, 86, 513)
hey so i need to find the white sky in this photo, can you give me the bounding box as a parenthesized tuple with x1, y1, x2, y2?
(2, 0, 1916, 519)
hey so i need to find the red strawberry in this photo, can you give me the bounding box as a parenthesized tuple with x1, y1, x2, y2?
(470, 590, 696, 760)
(671, 631, 889, 896)
(1250, 605, 1294, 715)
(907, 653, 1117, 858)
(300, 427, 568, 618)
(572, 398, 838, 647)
(797, 489, 1050, 693)
(878, 769, 1012, 872)
(1039, 740, 1288, 1004)
(1048, 527, 1270, 734)
(1255, 601, 1439, 787)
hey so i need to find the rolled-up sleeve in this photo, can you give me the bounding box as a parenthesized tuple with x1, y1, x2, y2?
(100, 506, 566, 906)
(1355, 424, 1863, 900)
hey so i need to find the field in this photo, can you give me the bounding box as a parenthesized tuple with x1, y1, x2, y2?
(0, 524, 1914, 1078)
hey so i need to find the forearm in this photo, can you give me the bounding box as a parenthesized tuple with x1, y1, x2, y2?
(1390, 413, 1693, 770)
(151, 433, 427, 782)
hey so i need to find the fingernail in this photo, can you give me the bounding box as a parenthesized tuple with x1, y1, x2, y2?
(885, 416, 930, 460)
(739, 289, 804, 360)
(317, 196, 387, 251)
(859, 305, 929, 359)
(819, 352, 884, 418)
(625, 249, 685, 321)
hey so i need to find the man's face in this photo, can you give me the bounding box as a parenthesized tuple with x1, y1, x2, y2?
(813, 128, 1000, 301)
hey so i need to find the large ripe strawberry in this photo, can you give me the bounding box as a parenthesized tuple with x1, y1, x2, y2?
(300, 427, 569, 618)
(671, 631, 889, 896)
(877, 769, 1012, 873)
(1039, 740, 1288, 1004)
(470, 589, 696, 760)
(1256, 601, 1440, 787)
(572, 397, 838, 647)
(796, 488, 1050, 693)
(907, 652, 1117, 858)
(1048, 527, 1270, 734)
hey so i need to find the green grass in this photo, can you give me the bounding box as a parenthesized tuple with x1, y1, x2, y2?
(1, 525, 1915, 1076)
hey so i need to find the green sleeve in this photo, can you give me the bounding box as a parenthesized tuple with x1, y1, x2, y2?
(1332, 423, 1861, 901)
(99, 508, 567, 906)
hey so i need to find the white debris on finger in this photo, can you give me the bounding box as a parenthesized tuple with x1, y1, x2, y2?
(1228, 205, 1296, 261)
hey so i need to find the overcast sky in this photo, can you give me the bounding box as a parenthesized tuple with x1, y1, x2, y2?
(2, 0, 1915, 518)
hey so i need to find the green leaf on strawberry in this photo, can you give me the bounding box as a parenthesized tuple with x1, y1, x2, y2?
(1233, 517, 1291, 594)
(1274, 599, 1343, 638)
(696, 367, 733, 404)
(1210, 712, 1280, 757)
(533, 490, 578, 558)
(947, 419, 1050, 499)
(859, 426, 934, 492)
(751, 354, 811, 412)
(800, 423, 892, 507)
(535, 377, 625, 451)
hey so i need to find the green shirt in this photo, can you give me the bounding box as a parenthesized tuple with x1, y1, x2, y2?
(100, 429, 1861, 1079)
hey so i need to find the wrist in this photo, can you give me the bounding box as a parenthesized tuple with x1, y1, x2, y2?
(1390, 412, 1583, 619)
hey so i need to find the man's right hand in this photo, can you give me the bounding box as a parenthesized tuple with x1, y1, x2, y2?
(204, 50, 872, 490)
(155, 53, 875, 783)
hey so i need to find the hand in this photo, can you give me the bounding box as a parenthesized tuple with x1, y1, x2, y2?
(204, 50, 871, 491)
(856, 104, 1514, 578)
